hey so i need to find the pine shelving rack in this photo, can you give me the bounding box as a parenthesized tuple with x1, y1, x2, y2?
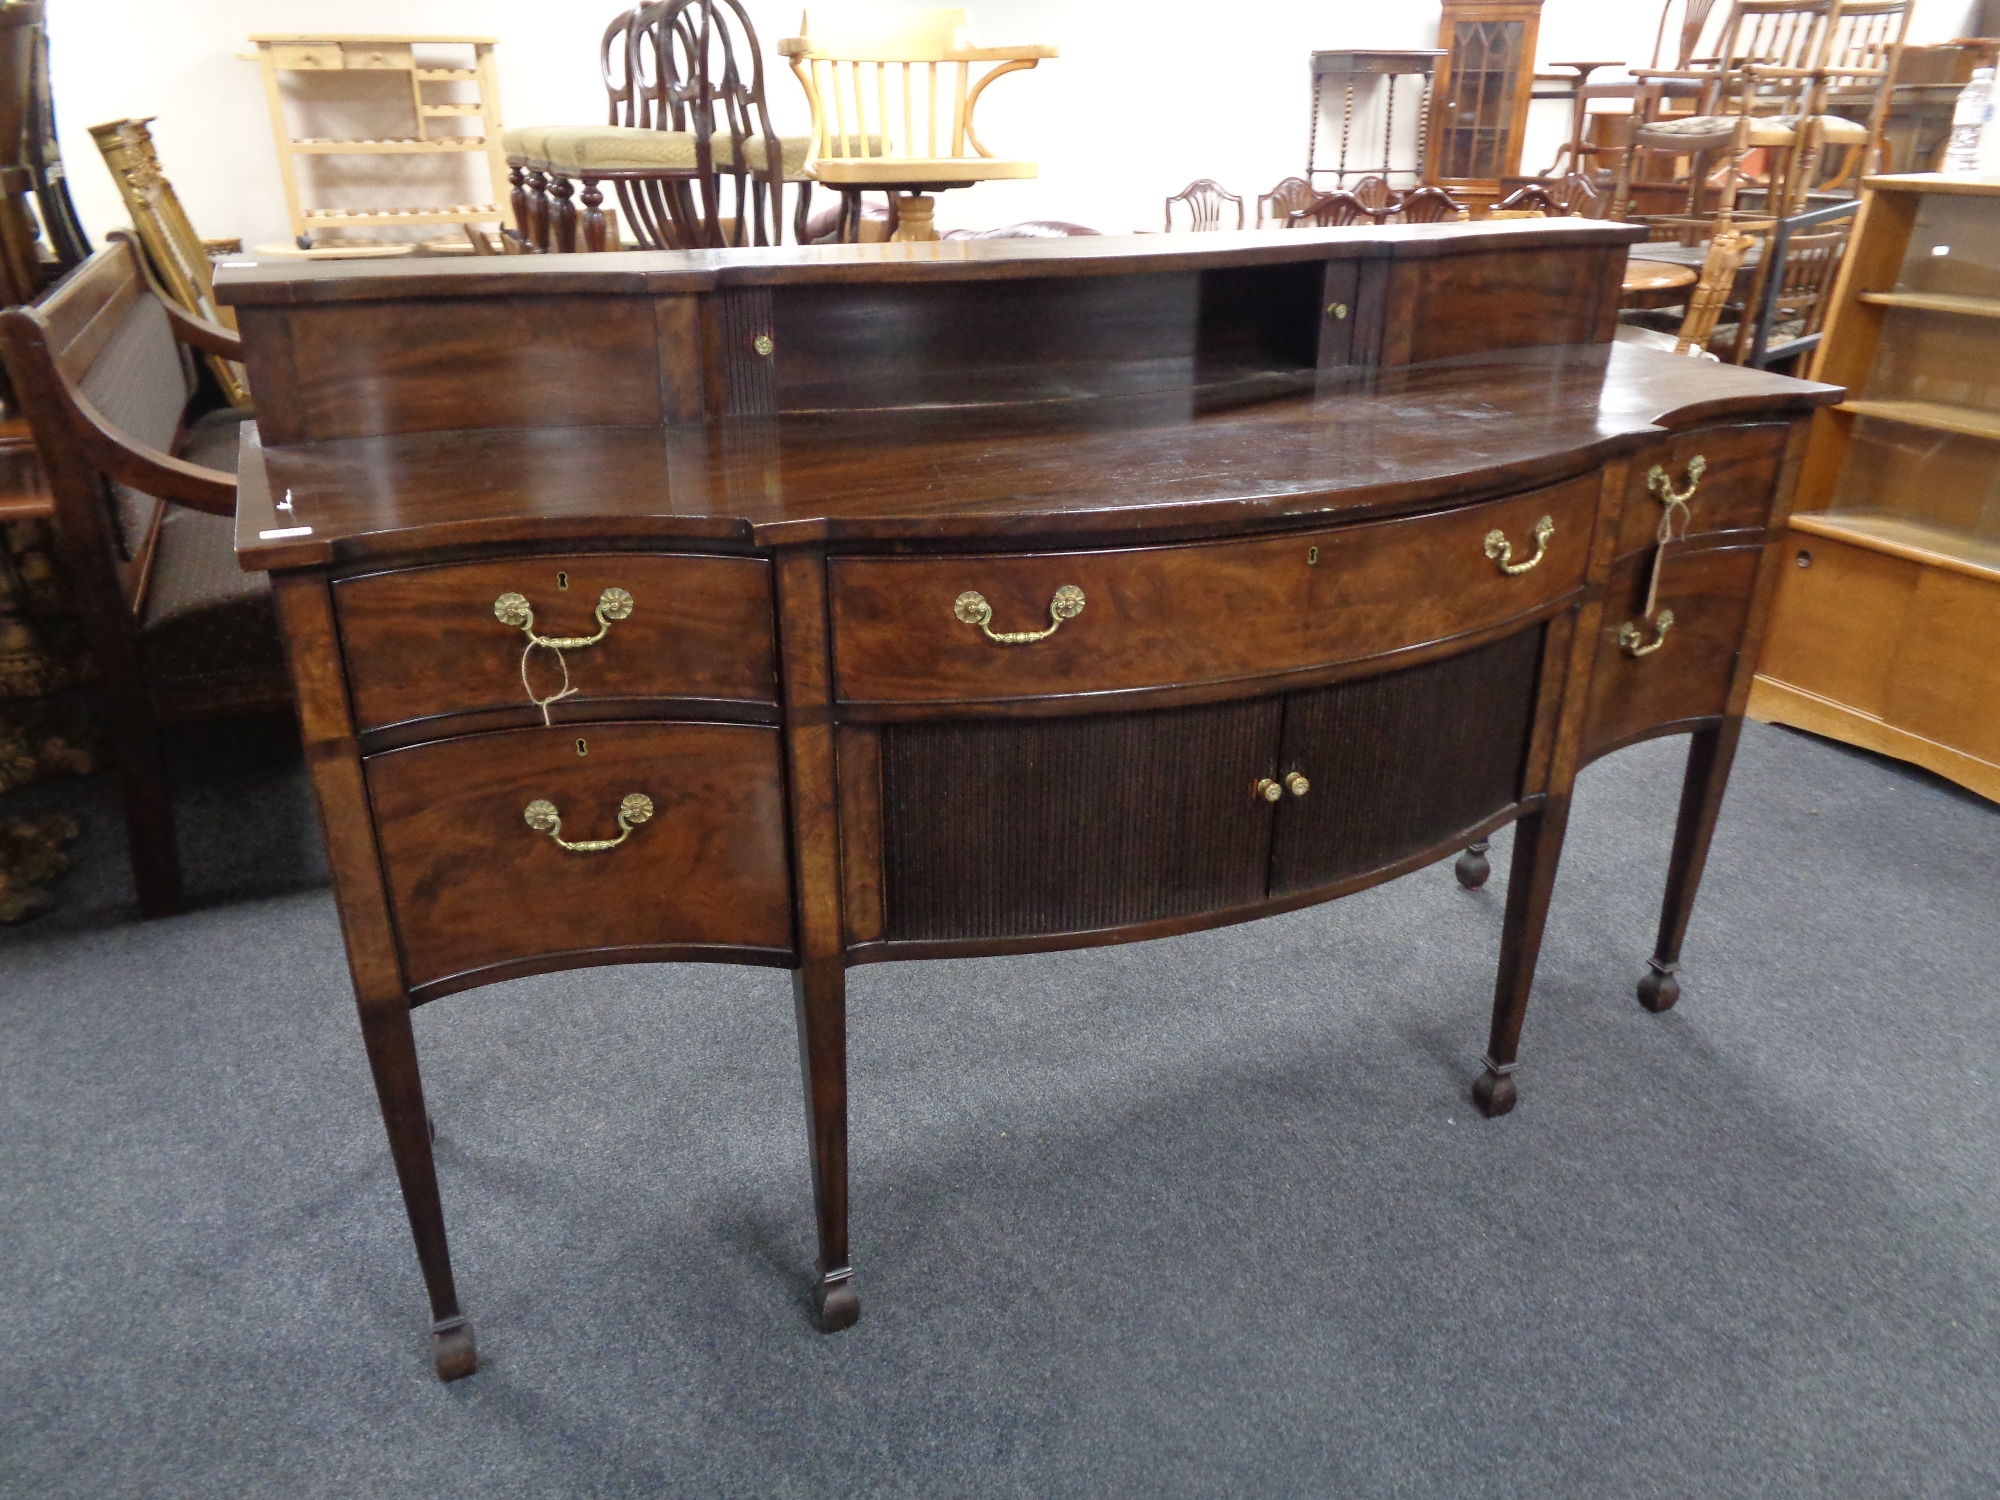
(250, 34, 509, 247)
(1750, 173, 2000, 803)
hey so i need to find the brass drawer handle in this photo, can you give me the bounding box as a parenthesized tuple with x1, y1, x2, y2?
(1284, 772, 1310, 797)
(523, 792, 654, 852)
(494, 586, 634, 650)
(1616, 610, 1675, 658)
(953, 584, 1085, 644)
(1647, 455, 1707, 510)
(1483, 516, 1555, 576)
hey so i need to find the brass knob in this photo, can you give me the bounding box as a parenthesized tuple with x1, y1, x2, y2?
(1255, 778, 1283, 803)
(1284, 772, 1310, 797)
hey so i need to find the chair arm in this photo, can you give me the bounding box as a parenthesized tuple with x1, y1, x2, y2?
(105, 229, 245, 361)
(1629, 68, 1716, 81)
(952, 45, 1059, 61)
(67, 385, 237, 517)
(158, 298, 244, 363)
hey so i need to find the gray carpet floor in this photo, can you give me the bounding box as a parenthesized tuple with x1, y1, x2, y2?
(2, 718, 1996, 1499)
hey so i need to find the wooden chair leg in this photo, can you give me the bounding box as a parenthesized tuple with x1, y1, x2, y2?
(529, 169, 551, 251)
(793, 179, 814, 244)
(581, 178, 607, 253)
(508, 162, 530, 242)
(551, 176, 578, 254)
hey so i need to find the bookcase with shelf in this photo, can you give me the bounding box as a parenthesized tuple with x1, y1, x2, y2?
(1750, 175, 2000, 802)
(250, 34, 509, 248)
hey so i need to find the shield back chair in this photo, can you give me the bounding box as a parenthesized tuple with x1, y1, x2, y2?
(1394, 186, 1469, 223)
(507, 0, 806, 250)
(0, 236, 289, 916)
(1165, 179, 1244, 232)
(779, 7, 1056, 243)
(1256, 176, 1316, 228)
(1347, 173, 1399, 218)
(89, 118, 251, 407)
(1285, 191, 1377, 229)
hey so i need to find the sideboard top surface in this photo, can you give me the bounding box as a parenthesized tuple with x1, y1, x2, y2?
(238, 344, 1839, 567)
(215, 220, 1644, 304)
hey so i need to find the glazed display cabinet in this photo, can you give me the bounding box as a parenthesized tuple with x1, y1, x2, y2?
(1423, 0, 1546, 212)
(1751, 173, 2000, 803)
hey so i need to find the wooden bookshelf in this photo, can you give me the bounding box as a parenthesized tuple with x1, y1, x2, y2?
(1750, 175, 2000, 803)
(250, 34, 508, 248)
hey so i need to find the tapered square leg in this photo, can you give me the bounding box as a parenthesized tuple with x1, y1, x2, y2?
(1474, 803, 1571, 1117)
(1638, 721, 1742, 1013)
(356, 998, 475, 1380)
(794, 959, 858, 1330)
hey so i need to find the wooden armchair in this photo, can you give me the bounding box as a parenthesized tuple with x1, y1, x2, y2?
(779, 7, 1056, 243)
(1286, 191, 1377, 229)
(0, 236, 289, 916)
(89, 117, 250, 407)
(1165, 179, 1243, 232)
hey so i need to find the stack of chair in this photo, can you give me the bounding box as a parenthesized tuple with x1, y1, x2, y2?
(506, 0, 808, 251)
(1610, 0, 1907, 360)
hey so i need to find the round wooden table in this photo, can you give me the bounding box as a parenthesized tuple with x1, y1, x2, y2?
(1621, 258, 1698, 310)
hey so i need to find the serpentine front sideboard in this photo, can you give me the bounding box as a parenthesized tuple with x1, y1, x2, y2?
(219, 222, 1839, 1380)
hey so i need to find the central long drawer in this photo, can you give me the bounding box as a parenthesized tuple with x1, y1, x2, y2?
(828, 474, 1597, 707)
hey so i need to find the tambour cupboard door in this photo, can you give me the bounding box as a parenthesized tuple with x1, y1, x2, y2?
(1269, 627, 1543, 896)
(876, 697, 1284, 942)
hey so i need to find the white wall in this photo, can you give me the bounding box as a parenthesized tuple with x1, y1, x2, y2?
(46, 0, 1985, 250)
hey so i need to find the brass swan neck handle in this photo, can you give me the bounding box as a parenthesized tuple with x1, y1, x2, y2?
(522, 792, 654, 852)
(494, 586, 634, 650)
(1483, 515, 1555, 576)
(954, 584, 1086, 644)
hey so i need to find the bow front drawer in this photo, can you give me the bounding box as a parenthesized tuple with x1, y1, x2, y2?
(333, 553, 777, 734)
(829, 474, 1597, 708)
(365, 721, 794, 996)
(1613, 421, 1789, 560)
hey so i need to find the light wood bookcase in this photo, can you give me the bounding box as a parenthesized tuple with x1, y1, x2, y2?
(250, 34, 509, 247)
(1750, 174, 2000, 803)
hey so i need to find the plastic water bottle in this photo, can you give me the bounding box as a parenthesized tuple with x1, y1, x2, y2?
(1945, 68, 1994, 173)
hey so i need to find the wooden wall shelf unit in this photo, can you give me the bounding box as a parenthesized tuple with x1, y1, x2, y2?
(217, 222, 1838, 1382)
(249, 34, 509, 247)
(1750, 174, 2000, 804)
(1424, 0, 1546, 213)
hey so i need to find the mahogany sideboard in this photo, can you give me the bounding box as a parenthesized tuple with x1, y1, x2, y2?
(218, 223, 1840, 1380)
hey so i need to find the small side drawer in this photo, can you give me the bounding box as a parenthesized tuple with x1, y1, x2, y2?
(335, 553, 776, 734)
(1614, 421, 1789, 560)
(268, 44, 344, 70)
(831, 474, 1598, 707)
(366, 722, 794, 994)
(341, 43, 414, 69)
(1582, 540, 1763, 760)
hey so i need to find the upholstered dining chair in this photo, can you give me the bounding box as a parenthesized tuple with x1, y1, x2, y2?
(0, 237, 289, 916)
(1165, 179, 1244, 232)
(778, 7, 1055, 243)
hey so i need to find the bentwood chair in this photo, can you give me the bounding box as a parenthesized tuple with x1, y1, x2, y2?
(1165, 179, 1244, 232)
(779, 7, 1056, 243)
(1256, 176, 1316, 228)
